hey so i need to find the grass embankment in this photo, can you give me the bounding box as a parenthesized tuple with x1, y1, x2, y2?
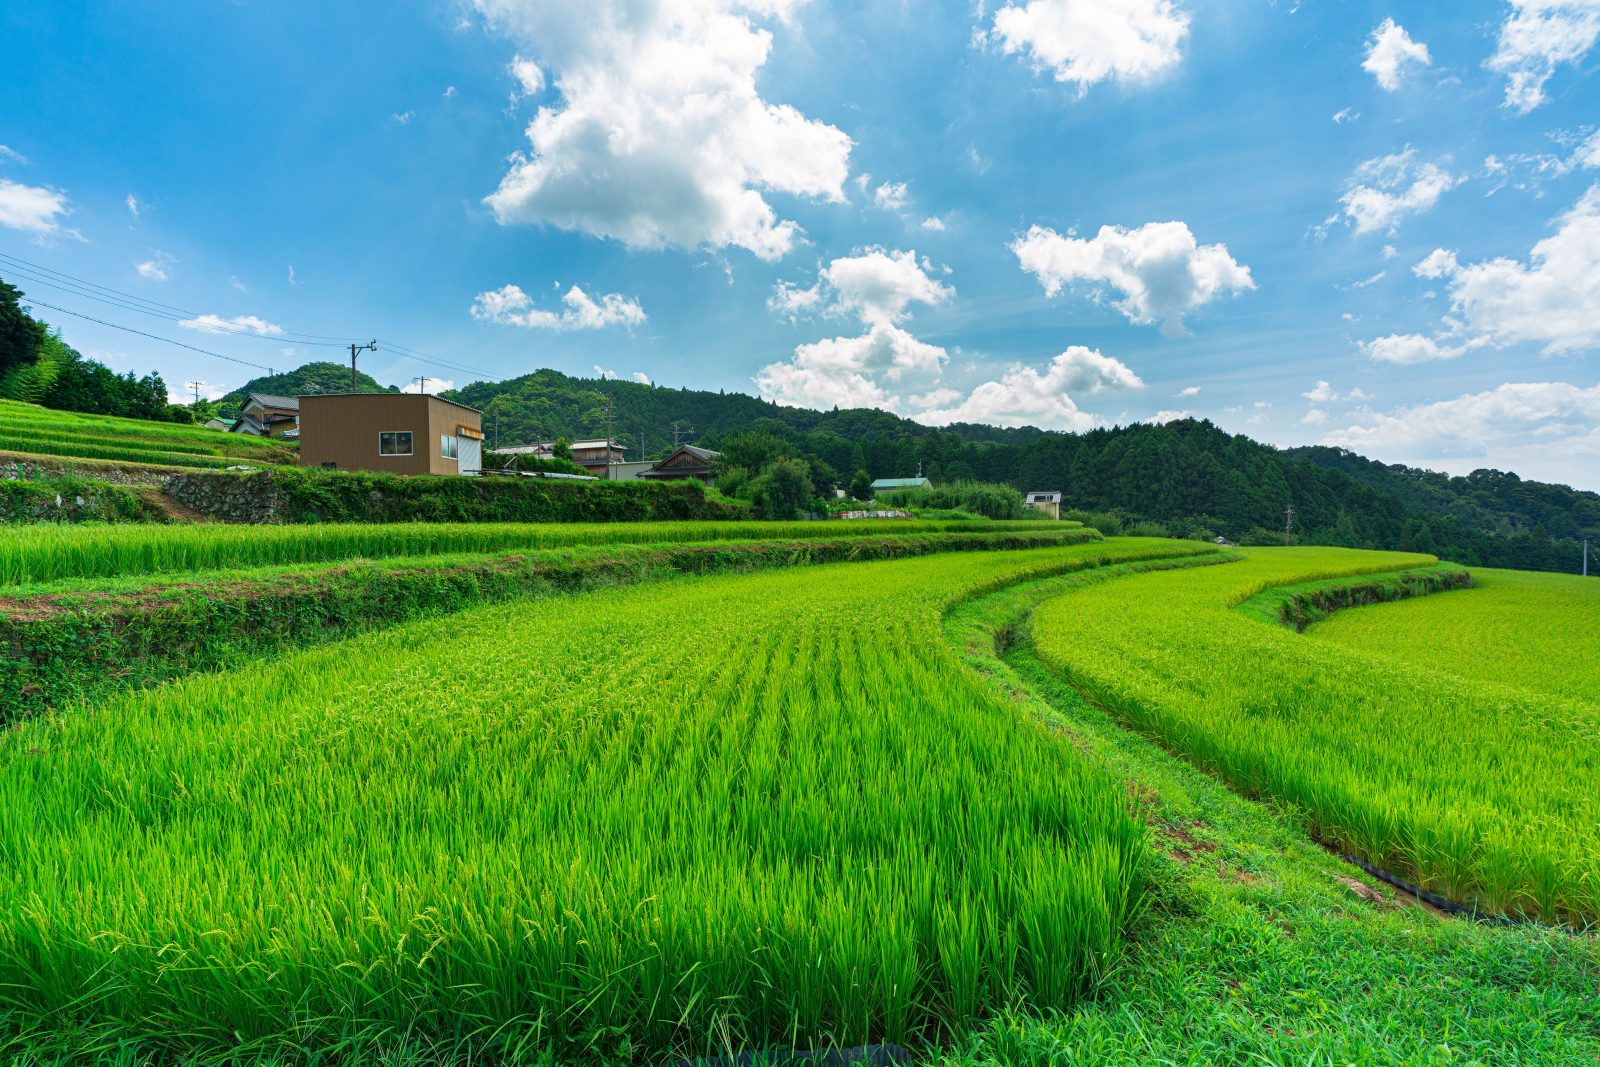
(938, 571, 1600, 1065)
(0, 471, 166, 523)
(1309, 566, 1600, 705)
(0, 527, 1102, 722)
(1029, 547, 1600, 923)
(0, 398, 293, 469)
(0, 518, 1069, 584)
(0, 540, 1216, 1063)
(1235, 560, 1473, 630)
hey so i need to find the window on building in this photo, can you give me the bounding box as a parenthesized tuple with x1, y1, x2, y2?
(379, 431, 413, 456)
(320, 462, 337, 469)
(440, 433, 459, 460)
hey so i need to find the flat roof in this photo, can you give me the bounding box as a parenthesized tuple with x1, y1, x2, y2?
(297, 391, 482, 415)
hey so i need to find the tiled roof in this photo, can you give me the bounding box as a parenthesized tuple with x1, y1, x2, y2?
(247, 392, 300, 411)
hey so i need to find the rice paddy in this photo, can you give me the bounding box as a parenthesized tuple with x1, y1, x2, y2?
(0, 398, 294, 469)
(0, 517, 1073, 585)
(1308, 566, 1600, 706)
(0, 540, 1210, 1060)
(1029, 547, 1600, 923)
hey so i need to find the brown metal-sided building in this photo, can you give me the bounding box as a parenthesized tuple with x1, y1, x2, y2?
(297, 393, 485, 476)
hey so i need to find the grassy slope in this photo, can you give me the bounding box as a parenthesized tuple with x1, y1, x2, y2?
(0, 399, 294, 470)
(940, 566, 1600, 1066)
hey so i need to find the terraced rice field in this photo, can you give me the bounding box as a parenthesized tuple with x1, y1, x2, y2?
(1309, 566, 1600, 705)
(0, 540, 1211, 1060)
(0, 398, 294, 470)
(1029, 547, 1600, 923)
(0, 517, 1073, 584)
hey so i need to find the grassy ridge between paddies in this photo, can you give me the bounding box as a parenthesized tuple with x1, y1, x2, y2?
(0, 527, 1103, 723)
(0, 539, 1217, 1063)
(0, 398, 294, 469)
(1309, 566, 1600, 706)
(1030, 547, 1600, 924)
(0, 517, 1070, 584)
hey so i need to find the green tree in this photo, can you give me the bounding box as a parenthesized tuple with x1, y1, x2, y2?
(849, 468, 874, 502)
(0, 280, 47, 376)
(553, 437, 574, 461)
(749, 457, 810, 520)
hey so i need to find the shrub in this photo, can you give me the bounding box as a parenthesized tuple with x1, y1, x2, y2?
(878, 480, 1025, 520)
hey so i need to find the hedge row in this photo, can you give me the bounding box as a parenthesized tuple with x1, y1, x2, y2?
(0, 528, 1099, 722)
(165, 467, 751, 524)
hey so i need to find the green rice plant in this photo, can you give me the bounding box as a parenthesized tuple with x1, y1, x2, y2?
(0, 540, 1208, 1059)
(0, 518, 1072, 585)
(1307, 566, 1600, 705)
(1029, 547, 1600, 923)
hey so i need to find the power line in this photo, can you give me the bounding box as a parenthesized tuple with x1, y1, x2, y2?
(0, 252, 356, 347)
(3, 253, 518, 390)
(374, 338, 500, 382)
(19, 298, 276, 373)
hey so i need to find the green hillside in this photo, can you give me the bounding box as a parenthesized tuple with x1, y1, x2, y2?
(218, 360, 395, 414)
(440, 366, 1598, 574)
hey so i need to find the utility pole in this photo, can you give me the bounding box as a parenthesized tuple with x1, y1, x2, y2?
(413, 376, 430, 395)
(1284, 504, 1295, 546)
(187, 380, 203, 407)
(672, 422, 695, 448)
(348, 340, 376, 392)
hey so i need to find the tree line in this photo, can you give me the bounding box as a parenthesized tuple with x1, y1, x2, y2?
(0, 279, 185, 422)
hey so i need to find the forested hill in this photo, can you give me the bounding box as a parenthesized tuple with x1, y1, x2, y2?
(445, 368, 1040, 451)
(431, 366, 1595, 573)
(220, 361, 394, 411)
(1288, 445, 1600, 543)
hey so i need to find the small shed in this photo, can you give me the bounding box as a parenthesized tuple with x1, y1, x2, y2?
(298, 393, 483, 476)
(1025, 491, 1062, 519)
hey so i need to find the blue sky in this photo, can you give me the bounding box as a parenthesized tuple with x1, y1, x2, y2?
(2, 0, 1598, 487)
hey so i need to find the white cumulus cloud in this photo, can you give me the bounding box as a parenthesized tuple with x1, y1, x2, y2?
(769, 247, 954, 326)
(1012, 220, 1253, 336)
(1488, 0, 1600, 113)
(872, 181, 908, 212)
(473, 0, 852, 260)
(509, 55, 544, 96)
(1360, 333, 1487, 365)
(990, 0, 1189, 91)
(470, 283, 647, 330)
(178, 314, 285, 336)
(1336, 149, 1460, 236)
(756, 322, 948, 410)
(1362, 18, 1430, 92)
(758, 248, 954, 409)
(1322, 381, 1600, 488)
(1383, 184, 1600, 357)
(135, 252, 173, 282)
(1302, 379, 1337, 403)
(914, 346, 1141, 430)
(0, 179, 71, 236)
